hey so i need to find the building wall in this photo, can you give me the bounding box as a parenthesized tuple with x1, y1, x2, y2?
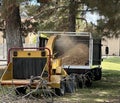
(0, 32, 4, 44)
(102, 37, 120, 56)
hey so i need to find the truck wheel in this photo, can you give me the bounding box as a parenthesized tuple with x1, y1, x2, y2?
(77, 74, 84, 88)
(85, 76, 92, 87)
(55, 81, 65, 96)
(93, 68, 102, 81)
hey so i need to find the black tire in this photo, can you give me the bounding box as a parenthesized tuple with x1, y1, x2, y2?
(15, 86, 27, 95)
(55, 81, 65, 96)
(85, 76, 92, 87)
(76, 74, 84, 88)
(92, 68, 102, 81)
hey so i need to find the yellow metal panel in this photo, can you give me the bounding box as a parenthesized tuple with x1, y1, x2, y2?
(61, 68, 67, 77)
(50, 75, 61, 88)
(55, 67, 62, 74)
(12, 51, 47, 58)
(1, 63, 13, 80)
(52, 59, 62, 68)
(49, 82, 60, 88)
(50, 75, 61, 83)
(46, 36, 57, 55)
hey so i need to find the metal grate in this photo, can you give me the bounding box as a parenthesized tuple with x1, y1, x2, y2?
(13, 58, 47, 79)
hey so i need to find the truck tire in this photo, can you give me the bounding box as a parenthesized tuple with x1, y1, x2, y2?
(55, 81, 65, 96)
(75, 74, 83, 88)
(85, 75, 92, 87)
(92, 68, 102, 81)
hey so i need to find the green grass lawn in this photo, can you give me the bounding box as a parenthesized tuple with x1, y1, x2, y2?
(55, 57, 120, 103)
(102, 56, 120, 70)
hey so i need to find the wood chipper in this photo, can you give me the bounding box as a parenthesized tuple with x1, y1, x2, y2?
(0, 35, 68, 96)
(0, 32, 102, 97)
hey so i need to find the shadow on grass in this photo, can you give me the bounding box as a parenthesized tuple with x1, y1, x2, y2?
(93, 69, 120, 89)
(87, 69, 120, 103)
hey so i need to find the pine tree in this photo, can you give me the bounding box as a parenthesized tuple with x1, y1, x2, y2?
(82, 0, 120, 37)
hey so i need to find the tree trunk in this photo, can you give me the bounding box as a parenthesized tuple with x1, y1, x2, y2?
(5, 4, 23, 51)
(68, 0, 76, 32)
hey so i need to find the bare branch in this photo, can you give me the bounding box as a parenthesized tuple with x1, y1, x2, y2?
(28, 5, 68, 20)
(76, 17, 88, 27)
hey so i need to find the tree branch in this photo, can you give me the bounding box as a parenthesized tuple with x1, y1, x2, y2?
(76, 17, 88, 27)
(28, 5, 68, 20)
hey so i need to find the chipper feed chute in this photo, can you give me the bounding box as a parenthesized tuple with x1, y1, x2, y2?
(0, 47, 51, 86)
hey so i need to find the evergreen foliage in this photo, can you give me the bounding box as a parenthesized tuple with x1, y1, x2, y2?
(82, 0, 120, 37)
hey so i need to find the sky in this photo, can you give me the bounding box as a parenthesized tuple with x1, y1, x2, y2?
(30, 0, 40, 5)
(86, 12, 100, 25)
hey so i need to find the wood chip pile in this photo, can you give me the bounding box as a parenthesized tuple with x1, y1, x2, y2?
(54, 36, 89, 65)
(61, 43, 89, 65)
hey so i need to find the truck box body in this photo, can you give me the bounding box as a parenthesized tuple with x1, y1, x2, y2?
(38, 32, 102, 75)
(53, 33, 102, 74)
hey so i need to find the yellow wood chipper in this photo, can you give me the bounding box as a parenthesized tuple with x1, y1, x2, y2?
(0, 32, 103, 96)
